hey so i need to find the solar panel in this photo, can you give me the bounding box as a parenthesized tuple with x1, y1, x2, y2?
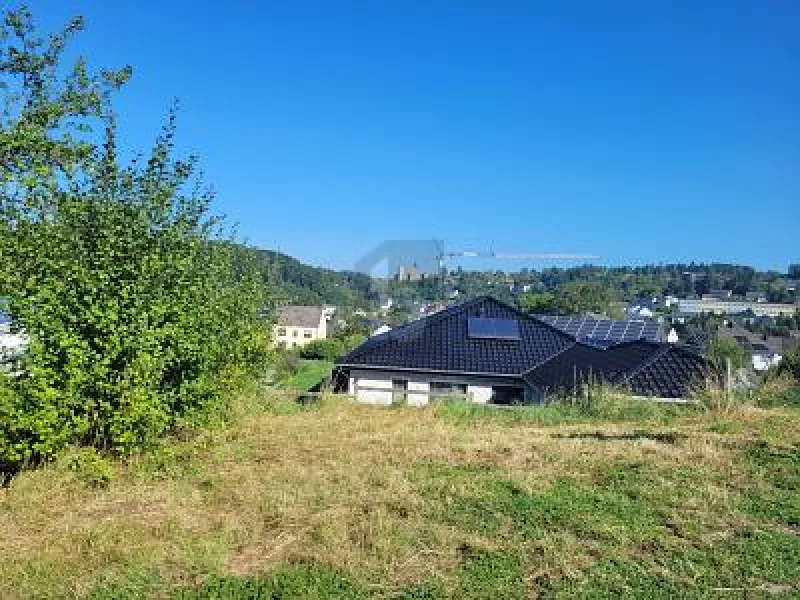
(580, 337, 618, 350)
(468, 317, 521, 341)
(540, 315, 662, 342)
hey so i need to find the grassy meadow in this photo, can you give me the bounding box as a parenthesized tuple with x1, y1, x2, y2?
(0, 390, 798, 599)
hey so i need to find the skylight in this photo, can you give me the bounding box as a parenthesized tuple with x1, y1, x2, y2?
(467, 317, 521, 341)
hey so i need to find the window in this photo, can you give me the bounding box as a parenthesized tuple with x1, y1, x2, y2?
(304, 330, 313, 338)
(277, 327, 286, 337)
(292, 330, 299, 337)
(430, 381, 468, 400)
(392, 379, 408, 404)
(490, 386, 526, 406)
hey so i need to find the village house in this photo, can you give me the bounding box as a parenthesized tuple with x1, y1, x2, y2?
(335, 297, 707, 405)
(274, 306, 327, 348)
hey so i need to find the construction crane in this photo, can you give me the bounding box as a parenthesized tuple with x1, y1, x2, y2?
(434, 243, 598, 273)
(426, 241, 599, 302)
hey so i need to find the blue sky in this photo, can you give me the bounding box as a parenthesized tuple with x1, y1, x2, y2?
(27, 1, 800, 272)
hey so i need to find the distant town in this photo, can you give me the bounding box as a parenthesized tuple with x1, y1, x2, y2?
(257, 259, 800, 403)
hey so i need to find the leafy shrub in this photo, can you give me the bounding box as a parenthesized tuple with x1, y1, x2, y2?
(706, 336, 749, 373)
(0, 8, 272, 473)
(298, 333, 366, 361)
(63, 447, 114, 488)
(774, 346, 800, 381)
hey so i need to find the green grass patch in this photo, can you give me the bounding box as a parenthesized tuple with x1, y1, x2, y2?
(175, 563, 367, 599)
(410, 462, 664, 546)
(433, 396, 698, 428)
(3, 398, 799, 599)
(284, 359, 333, 391)
(457, 550, 527, 599)
(543, 528, 800, 598)
(740, 440, 800, 527)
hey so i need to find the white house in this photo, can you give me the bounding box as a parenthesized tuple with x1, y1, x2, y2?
(274, 306, 327, 348)
(750, 343, 782, 372)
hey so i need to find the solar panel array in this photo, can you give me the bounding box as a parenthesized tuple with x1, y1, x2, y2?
(539, 315, 662, 343)
(467, 317, 521, 341)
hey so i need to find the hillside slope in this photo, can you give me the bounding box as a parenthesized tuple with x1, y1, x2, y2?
(251, 247, 373, 308)
(1, 395, 798, 599)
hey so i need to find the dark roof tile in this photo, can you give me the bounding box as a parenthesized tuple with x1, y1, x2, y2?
(339, 296, 708, 398)
(339, 297, 574, 375)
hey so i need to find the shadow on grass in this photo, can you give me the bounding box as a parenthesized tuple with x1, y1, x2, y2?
(552, 430, 686, 444)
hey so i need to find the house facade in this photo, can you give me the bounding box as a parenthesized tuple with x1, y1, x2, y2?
(274, 306, 327, 348)
(346, 368, 527, 406)
(336, 297, 707, 405)
(678, 298, 797, 317)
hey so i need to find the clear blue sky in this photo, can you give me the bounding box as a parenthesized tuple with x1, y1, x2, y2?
(28, 1, 800, 272)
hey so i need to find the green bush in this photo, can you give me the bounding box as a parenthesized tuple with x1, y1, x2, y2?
(62, 447, 114, 488)
(298, 333, 366, 361)
(0, 8, 272, 473)
(775, 346, 800, 381)
(706, 336, 748, 373)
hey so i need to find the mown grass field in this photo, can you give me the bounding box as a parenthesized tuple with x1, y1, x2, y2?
(1, 391, 798, 599)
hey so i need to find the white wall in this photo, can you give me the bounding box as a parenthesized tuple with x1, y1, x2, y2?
(752, 353, 782, 372)
(348, 369, 515, 406)
(273, 321, 326, 348)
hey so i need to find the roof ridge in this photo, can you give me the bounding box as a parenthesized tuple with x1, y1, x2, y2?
(524, 314, 584, 343)
(521, 340, 579, 378)
(617, 343, 672, 385)
(491, 302, 583, 344)
(336, 295, 574, 368)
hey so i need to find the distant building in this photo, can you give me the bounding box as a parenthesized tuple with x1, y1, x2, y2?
(678, 299, 797, 318)
(720, 326, 791, 372)
(750, 343, 782, 372)
(379, 296, 394, 312)
(702, 290, 733, 301)
(371, 324, 392, 337)
(745, 291, 768, 303)
(395, 264, 423, 282)
(274, 306, 327, 348)
(667, 328, 679, 344)
(627, 305, 654, 319)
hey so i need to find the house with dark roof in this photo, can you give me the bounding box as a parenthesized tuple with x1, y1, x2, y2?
(720, 325, 798, 372)
(335, 296, 707, 405)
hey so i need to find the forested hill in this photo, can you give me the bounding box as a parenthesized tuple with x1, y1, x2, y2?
(247, 252, 798, 311)
(248, 247, 374, 308)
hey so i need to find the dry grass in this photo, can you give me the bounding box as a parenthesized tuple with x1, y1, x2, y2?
(0, 392, 798, 599)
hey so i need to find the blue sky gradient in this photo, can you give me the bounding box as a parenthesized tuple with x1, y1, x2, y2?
(27, 1, 800, 272)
